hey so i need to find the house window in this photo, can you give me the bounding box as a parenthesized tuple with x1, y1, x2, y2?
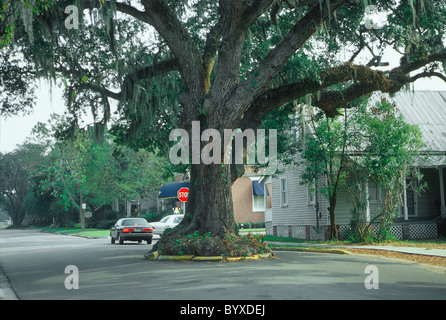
(280, 177, 288, 207)
(251, 178, 266, 212)
(307, 181, 316, 206)
(252, 195, 265, 212)
(368, 181, 381, 203)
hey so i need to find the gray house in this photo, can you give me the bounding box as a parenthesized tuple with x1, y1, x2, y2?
(268, 91, 446, 240)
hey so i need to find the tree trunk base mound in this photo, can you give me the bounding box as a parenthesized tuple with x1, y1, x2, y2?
(151, 232, 273, 259)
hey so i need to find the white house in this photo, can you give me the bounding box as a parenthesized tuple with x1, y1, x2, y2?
(268, 91, 446, 240)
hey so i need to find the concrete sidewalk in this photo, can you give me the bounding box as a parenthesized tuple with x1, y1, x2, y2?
(267, 241, 446, 258)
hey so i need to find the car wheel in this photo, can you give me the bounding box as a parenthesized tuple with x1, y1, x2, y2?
(119, 234, 124, 244)
(147, 239, 152, 245)
(111, 235, 115, 244)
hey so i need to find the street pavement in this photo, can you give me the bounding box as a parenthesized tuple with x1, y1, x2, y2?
(1, 228, 446, 301)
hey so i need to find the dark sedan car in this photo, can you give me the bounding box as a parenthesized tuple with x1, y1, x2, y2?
(110, 218, 153, 245)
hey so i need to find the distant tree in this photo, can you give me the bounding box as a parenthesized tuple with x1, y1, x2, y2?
(347, 99, 427, 241)
(0, 143, 46, 225)
(32, 117, 169, 229)
(300, 104, 353, 240)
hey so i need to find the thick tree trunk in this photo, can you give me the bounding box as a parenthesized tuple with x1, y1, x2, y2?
(182, 162, 238, 237)
(151, 162, 260, 257)
(150, 112, 271, 256)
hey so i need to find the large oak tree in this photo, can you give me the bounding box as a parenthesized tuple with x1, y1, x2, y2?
(2, 0, 446, 248)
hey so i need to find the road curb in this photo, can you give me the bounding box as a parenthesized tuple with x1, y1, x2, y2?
(144, 251, 274, 262)
(0, 266, 19, 300)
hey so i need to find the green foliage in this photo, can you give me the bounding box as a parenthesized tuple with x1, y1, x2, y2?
(20, 115, 170, 228)
(31, 116, 169, 213)
(159, 232, 271, 257)
(139, 212, 164, 223)
(237, 222, 265, 229)
(348, 99, 427, 242)
(95, 219, 117, 230)
(0, 0, 55, 48)
(2, 0, 445, 140)
(0, 143, 47, 225)
(300, 106, 352, 200)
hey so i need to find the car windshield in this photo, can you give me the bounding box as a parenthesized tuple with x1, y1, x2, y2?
(121, 219, 149, 226)
(160, 216, 170, 223)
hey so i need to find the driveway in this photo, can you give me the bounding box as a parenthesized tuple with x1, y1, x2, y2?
(0, 228, 445, 300)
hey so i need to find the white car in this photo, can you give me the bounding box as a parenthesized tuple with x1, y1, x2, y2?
(150, 214, 184, 235)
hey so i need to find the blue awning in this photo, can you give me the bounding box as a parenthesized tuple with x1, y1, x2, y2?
(158, 182, 190, 199)
(252, 180, 269, 197)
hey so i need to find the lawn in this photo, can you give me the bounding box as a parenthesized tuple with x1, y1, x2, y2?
(38, 227, 110, 238)
(239, 228, 265, 233)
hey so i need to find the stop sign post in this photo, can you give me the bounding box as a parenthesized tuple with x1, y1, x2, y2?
(177, 187, 189, 214)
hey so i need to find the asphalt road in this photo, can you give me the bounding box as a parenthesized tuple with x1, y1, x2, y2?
(1, 228, 446, 301)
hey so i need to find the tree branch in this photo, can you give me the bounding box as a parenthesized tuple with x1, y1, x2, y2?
(209, 0, 276, 109)
(140, 0, 206, 100)
(121, 57, 179, 99)
(55, 56, 179, 102)
(224, 0, 349, 127)
(247, 50, 446, 119)
(86, 0, 204, 106)
(202, 19, 223, 94)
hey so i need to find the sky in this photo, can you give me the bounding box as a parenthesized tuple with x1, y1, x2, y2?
(0, 82, 66, 153)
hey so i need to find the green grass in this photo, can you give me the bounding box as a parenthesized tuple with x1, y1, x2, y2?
(239, 228, 265, 233)
(263, 235, 325, 244)
(38, 227, 110, 238)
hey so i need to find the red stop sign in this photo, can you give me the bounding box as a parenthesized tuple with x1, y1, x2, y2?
(177, 187, 189, 202)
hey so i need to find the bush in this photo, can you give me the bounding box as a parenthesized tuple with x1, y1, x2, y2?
(140, 212, 164, 222)
(95, 219, 117, 230)
(158, 232, 272, 257)
(104, 208, 121, 220)
(237, 222, 265, 229)
(254, 222, 265, 228)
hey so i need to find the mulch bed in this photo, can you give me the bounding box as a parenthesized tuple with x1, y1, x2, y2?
(346, 248, 446, 267)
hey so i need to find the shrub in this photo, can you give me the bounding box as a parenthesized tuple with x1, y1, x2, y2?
(95, 219, 117, 230)
(140, 212, 164, 222)
(158, 232, 271, 257)
(237, 222, 265, 229)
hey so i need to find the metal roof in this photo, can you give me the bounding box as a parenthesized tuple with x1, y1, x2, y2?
(301, 90, 446, 166)
(387, 91, 446, 153)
